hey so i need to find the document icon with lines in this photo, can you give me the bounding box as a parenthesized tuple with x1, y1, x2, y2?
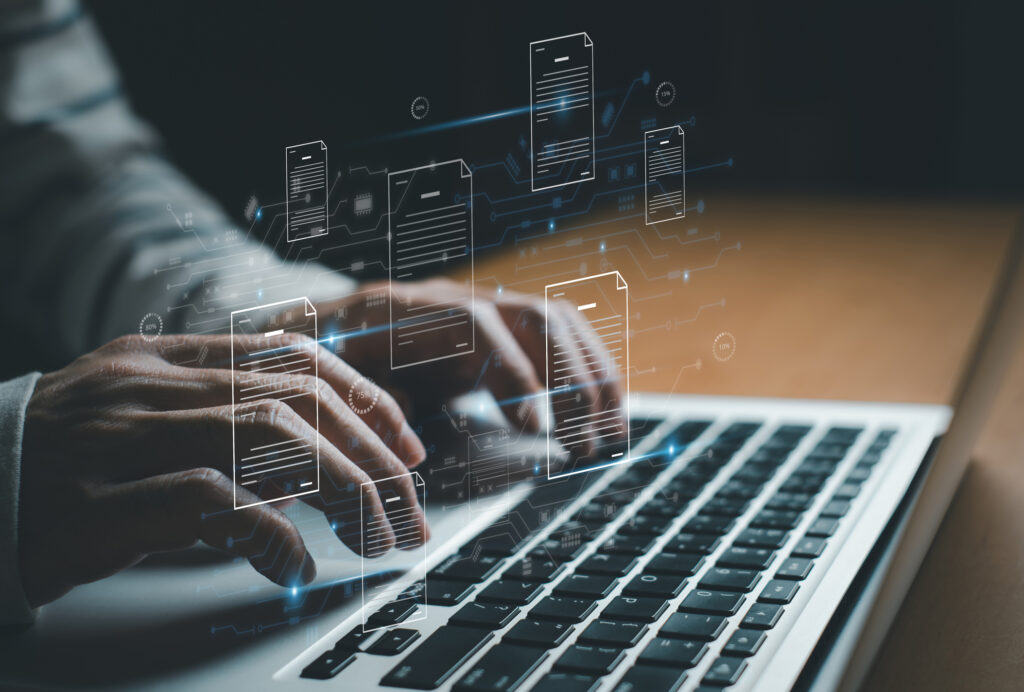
(230, 297, 318, 508)
(545, 271, 630, 479)
(360, 471, 427, 633)
(644, 125, 685, 225)
(530, 32, 595, 191)
(286, 140, 328, 242)
(388, 159, 474, 369)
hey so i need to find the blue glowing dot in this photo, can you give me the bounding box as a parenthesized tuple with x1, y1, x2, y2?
(255, 207, 263, 220)
(727, 158, 734, 167)
(683, 270, 690, 282)
(600, 241, 606, 252)
(669, 445, 675, 454)
(330, 522, 338, 531)
(533, 464, 540, 475)
(291, 587, 297, 596)
(497, 285, 503, 295)
(548, 219, 555, 232)
(642, 71, 651, 85)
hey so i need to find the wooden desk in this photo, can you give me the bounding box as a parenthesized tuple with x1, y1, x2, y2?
(464, 196, 1023, 690)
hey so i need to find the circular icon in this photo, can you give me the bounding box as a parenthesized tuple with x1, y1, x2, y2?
(655, 81, 676, 107)
(712, 331, 736, 362)
(139, 312, 163, 342)
(410, 96, 430, 120)
(348, 376, 381, 415)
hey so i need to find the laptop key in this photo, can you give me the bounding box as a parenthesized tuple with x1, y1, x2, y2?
(301, 650, 356, 679)
(668, 532, 721, 554)
(791, 536, 827, 558)
(449, 602, 520, 630)
(578, 620, 648, 648)
(758, 579, 800, 604)
(381, 625, 493, 689)
(678, 590, 745, 616)
(613, 665, 688, 692)
(722, 629, 766, 657)
(646, 551, 705, 576)
(577, 553, 638, 577)
(717, 546, 775, 570)
(660, 612, 728, 641)
(733, 528, 788, 549)
(476, 580, 544, 606)
(601, 533, 658, 556)
(333, 625, 378, 651)
(532, 672, 600, 692)
(530, 596, 598, 623)
(425, 579, 475, 606)
(699, 567, 761, 593)
(503, 619, 573, 649)
(623, 573, 688, 599)
(502, 556, 564, 582)
(750, 509, 802, 530)
(368, 628, 421, 656)
(703, 656, 748, 686)
(602, 596, 669, 623)
(638, 637, 708, 669)
(619, 514, 674, 535)
(368, 599, 419, 627)
(776, 557, 814, 580)
(553, 573, 617, 599)
(682, 515, 735, 535)
(820, 499, 851, 517)
(806, 517, 841, 537)
(430, 553, 503, 583)
(833, 483, 861, 499)
(453, 643, 547, 692)
(554, 645, 627, 675)
(742, 603, 784, 630)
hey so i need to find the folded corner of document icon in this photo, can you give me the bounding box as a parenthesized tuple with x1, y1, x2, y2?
(230, 297, 319, 508)
(388, 159, 475, 369)
(544, 272, 630, 480)
(530, 32, 596, 192)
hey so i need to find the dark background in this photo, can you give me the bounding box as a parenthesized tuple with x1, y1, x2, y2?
(86, 0, 1024, 220)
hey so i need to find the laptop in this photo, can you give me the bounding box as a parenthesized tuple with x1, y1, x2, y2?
(0, 225, 1019, 692)
(265, 227, 1023, 690)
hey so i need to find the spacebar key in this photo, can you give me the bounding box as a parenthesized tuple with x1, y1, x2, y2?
(382, 625, 494, 690)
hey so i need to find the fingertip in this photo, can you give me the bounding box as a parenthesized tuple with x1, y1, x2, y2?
(300, 552, 317, 585)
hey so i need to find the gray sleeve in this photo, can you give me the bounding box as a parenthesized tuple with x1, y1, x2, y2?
(0, 373, 40, 625)
(0, 0, 354, 366)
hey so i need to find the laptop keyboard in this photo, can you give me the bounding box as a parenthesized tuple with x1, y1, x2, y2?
(300, 417, 898, 690)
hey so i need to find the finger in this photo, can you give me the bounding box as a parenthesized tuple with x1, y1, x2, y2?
(96, 467, 317, 588)
(155, 333, 427, 466)
(473, 302, 545, 432)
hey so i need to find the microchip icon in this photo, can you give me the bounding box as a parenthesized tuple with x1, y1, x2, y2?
(354, 192, 373, 216)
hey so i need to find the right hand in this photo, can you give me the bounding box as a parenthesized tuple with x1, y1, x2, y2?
(18, 334, 428, 608)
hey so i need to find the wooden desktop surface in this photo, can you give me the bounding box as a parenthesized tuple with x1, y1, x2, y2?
(460, 197, 1023, 691)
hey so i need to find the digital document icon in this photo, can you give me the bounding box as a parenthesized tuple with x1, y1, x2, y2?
(360, 471, 427, 633)
(529, 32, 596, 192)
(286, 140, 328, 242)
(387, 159, 474, 369)
(545, 271, 631, 479)
(644, 125, 685, 225)
(230, 297, 319, 508)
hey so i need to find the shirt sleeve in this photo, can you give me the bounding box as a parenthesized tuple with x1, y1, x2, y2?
(0, 0, 355, 368)
(0, 373, 41, 626)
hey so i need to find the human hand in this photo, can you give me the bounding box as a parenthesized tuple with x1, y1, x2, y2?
(325, 278, 627, 456)
(18, 334, 428, 607)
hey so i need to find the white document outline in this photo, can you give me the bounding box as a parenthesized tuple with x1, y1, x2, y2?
(529, 32, 596, 192)
(359, 471, 427, 634)
(230, 297, 319, 509)
(285, 140, 328, 243)
(387, 159, 475, 370)
(644, 125, 686, 225)
(544, 271, 631, 480)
